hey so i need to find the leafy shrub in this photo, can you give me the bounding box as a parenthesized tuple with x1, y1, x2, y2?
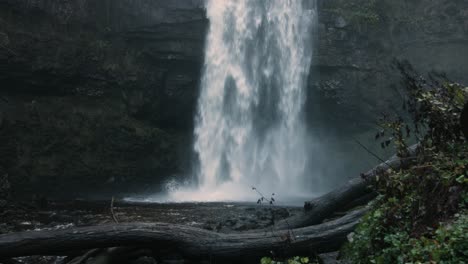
(343, 62, 468, 263)
(260, 256, 315, 264)
(377, 61, 467, 156)
(346, 208, 468, 263)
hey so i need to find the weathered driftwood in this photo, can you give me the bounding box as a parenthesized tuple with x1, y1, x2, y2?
(273, 144, 420, 230)
(66, 247, 154, 264)
(0, 208, 366, 261)
(0, 145, 420, 262)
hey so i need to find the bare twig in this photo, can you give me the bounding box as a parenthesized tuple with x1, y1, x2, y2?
(353, 138, 395, 170)
(66, 248, 101, 264)
(110, 196, 118, 224)
(0, 44, 17, 56)
(0, 258, 21, 264)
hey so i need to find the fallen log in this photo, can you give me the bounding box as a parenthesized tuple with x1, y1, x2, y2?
(0, 146, 420, 262)
(273, 144, 420, 230)
(0, 208, 366, 261)
(66, 247, 154, 264)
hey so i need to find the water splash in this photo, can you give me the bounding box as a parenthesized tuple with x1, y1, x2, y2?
(171, 0, 318, 202)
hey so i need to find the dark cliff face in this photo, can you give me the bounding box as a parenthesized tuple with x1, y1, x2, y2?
(311, 0, 468, 127)
(305, 0, 468, 187)
(1, 0, 467, 199)
(0, 0, 207, 198)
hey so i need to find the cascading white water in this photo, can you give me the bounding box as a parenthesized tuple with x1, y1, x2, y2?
(172, 0, 318, 202)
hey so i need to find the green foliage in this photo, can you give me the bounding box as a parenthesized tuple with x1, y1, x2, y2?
(345, 209, 468, 264)
(343, 63, 468, 263)
(377, 62, 468, 156)
(398, 62, 467, 148)
(260, 256, 315, 264)
(345, 159, 468, 264)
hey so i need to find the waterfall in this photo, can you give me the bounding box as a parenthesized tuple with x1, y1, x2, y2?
(173, 0, 318, 202)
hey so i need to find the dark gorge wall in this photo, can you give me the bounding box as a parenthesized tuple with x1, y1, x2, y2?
(306, 0, 468, 187)
(1, 0, 467, 199)
(0, 0, 206, 198)
(311, 0, 468, 127)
